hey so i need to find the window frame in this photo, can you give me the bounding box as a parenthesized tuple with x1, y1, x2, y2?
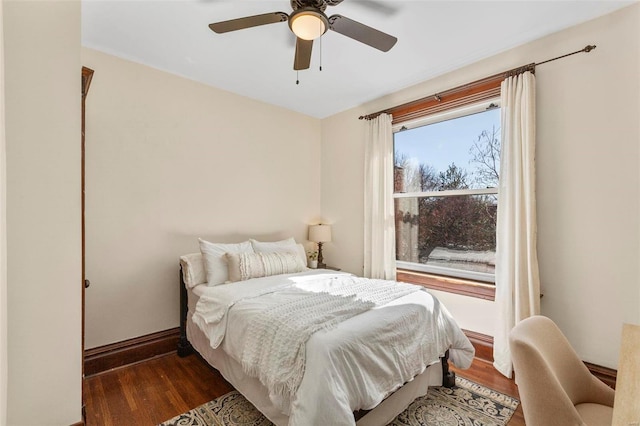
(396, 269, 496, 301)
(392, 99, 501, 299)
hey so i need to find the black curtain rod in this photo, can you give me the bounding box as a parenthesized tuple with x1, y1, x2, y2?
(537, 44, 596, 66)
(359, 44, 597, 121)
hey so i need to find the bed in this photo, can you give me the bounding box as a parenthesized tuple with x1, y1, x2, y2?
(177, 243, 474, 426)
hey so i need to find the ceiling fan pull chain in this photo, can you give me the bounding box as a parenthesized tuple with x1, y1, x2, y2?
(296, 70, 300, 85)
(319, 31, 323, 71)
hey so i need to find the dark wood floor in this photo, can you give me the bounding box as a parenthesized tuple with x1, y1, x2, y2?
(84, 353, 525, 425)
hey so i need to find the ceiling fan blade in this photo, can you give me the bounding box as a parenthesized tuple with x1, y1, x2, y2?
(328, 14, 397, 52)
(294, 38, 313, 70)
(326, 0, 397, 14)
(349, 0, 399, 16)
(209, 12, 288, 34)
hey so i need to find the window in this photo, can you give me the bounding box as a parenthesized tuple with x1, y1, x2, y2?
(393, 100, 500, 296)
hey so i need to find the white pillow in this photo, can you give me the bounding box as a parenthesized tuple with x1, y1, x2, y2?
(226, 251, 307, 282)
(198, 238, 254, 285)
(249, 237, 296, 252)
(179, 252, 207, 288)
(293, 243, 308, 266)
(250, 238, 308, 266)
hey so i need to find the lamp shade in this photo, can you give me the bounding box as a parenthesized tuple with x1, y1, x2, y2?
(289, 9, 328, 41)
(308, 224, 332, 243)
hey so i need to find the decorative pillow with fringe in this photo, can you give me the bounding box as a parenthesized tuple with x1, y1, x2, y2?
(250, 238, 308, 267)
(226, 251, 307, 282)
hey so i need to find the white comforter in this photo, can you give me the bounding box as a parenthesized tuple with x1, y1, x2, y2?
(192, 270, 474, 426)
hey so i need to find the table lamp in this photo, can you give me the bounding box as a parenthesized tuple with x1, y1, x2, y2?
(308, 224, 332, 269)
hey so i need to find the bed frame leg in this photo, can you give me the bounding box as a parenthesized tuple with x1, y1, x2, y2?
(441, 350, 456, 388)
(178, 265, 193, 357)
(178, 336, 193, 357)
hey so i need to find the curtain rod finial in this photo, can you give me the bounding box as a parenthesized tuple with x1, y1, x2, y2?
(585, 45, 596, 53)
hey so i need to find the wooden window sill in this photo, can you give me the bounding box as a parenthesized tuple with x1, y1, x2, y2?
(396, 269, 495, 301)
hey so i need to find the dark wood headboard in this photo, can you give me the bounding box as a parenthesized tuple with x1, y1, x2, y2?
(177, 264, 193, 357)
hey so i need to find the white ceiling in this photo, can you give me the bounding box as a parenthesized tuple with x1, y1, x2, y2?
(82, 0, 633, 118)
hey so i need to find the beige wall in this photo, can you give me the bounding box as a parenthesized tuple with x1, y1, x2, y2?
(321, 4, 640, 368)
(82, 48, 322, 348)
(4, 1, 82, 424)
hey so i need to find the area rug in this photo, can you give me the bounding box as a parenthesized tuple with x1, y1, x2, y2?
(159, 376, 519, 426)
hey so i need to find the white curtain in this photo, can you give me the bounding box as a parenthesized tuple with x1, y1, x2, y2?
(493, 71, 541, 378)
(364, 113, 396, 280)
(0, 0, 8, 421)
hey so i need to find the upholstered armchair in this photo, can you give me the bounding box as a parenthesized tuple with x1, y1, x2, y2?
(509, 315, 615, 426)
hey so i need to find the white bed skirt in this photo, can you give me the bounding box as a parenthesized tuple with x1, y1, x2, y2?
(187, 317, 443, 426)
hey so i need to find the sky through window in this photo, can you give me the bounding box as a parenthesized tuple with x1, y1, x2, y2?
(394, 108, 501, 190)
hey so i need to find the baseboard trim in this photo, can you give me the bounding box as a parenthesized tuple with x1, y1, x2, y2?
(584, 361, 617, 389)
(463, 329, 494, 363)
(84, 328, 180, 377)
(461, 329, 617, 388)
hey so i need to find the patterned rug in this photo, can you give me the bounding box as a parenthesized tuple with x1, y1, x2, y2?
(160, 376, 519, 426)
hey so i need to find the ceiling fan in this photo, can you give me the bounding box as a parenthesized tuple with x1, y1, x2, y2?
(208, 0, 398, 71)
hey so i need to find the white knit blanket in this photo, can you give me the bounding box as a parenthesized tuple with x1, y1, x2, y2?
(239, 278, 421, 404)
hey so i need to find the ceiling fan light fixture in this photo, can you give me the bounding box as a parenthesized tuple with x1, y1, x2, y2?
(289, 9, 328, 40)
